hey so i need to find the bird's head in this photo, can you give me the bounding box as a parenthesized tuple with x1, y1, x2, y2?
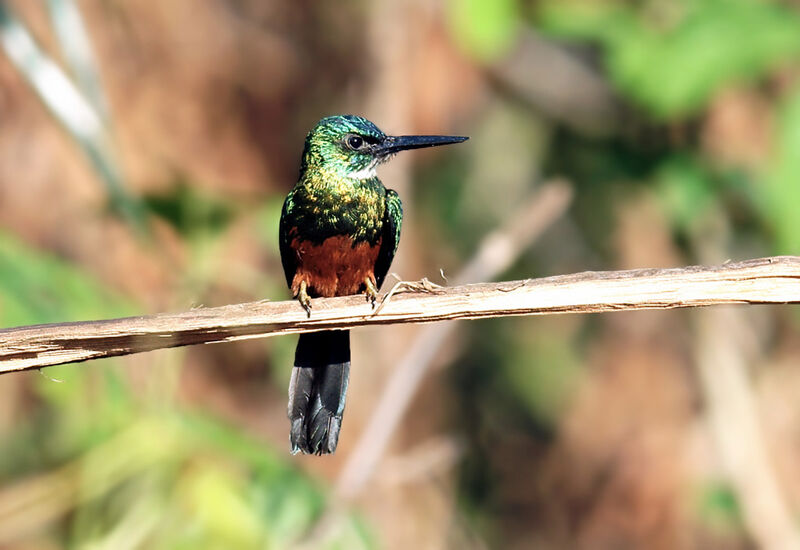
(300, 115, 467, 180)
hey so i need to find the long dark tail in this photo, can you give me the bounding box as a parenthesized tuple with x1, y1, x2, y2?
(287, 330, 351, 455)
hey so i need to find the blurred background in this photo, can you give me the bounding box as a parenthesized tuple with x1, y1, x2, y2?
(0, 0, 799, 548)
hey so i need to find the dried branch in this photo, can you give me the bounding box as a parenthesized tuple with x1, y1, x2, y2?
(0, 256, 799, 374)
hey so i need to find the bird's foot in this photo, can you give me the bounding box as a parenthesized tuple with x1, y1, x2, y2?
(364, 277, 378, 309)
(297, 280, 312, 317)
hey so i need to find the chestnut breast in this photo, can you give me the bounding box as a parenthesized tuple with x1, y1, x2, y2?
(290, 234, 382, 297)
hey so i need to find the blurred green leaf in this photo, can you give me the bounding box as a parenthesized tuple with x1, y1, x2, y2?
(447, 0, 520, 61)
(538, 0, 800, 117)
(177, 461, 264, 548)
(0, 232, 134, 327)
(655, 156, 715, 232)
(0, 232, 138, 467)
(144, 180, 235, 239)
(500, 319, 581, 425)
(763, 87, 800, 254)
(695, 482, 743, 534)
(536, 1, 635, 44)
(179, 414, 326, 542)
(254, 195, 285, 249)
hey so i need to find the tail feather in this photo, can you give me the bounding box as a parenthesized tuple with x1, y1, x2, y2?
(287, 331, 350, 455)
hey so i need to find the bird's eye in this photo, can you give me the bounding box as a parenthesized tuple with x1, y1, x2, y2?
(346, 135, 364, 150)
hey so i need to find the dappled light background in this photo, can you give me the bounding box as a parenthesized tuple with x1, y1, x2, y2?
(1, 0, 800, 548)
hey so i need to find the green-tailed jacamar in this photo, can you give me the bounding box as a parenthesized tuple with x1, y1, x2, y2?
(279, 115, 467, 454)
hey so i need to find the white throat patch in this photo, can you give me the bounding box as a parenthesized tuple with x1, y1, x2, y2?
(349, 160, 378, 180)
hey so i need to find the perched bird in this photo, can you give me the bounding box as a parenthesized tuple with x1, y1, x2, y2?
(279, 115, 467, 454)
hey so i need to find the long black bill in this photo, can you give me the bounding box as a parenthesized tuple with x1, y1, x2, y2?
(374, 134, 468, 156)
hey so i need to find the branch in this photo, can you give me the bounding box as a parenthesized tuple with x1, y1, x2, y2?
(1, 256, 799, 373)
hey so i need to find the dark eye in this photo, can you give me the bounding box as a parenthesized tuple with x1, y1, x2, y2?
(346, 135, 364, 150)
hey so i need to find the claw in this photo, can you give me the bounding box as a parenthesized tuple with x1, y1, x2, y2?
(297, 280, 312, 317)
(364, 277, 378, 309)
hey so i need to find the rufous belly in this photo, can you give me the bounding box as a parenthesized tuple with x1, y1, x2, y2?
(290, 234, 381, 297)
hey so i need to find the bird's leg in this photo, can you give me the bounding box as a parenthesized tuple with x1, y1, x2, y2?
(296, 280, 312, 317)
(364, 276, 378, 308)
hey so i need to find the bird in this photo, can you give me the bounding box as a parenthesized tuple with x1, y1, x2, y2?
(279, 115, 468, 454)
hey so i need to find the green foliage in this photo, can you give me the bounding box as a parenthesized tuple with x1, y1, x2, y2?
(655, 156, 716, 233)
(0, 232, 134, 327)
(500, 319, 581, 425)
(764, 87, 800, 253)
(537, 0, 800, 117)
(144, 180, 236, 239)
(254, 195, 286, 251)
(3, 403, 372, 548)
(454, 317, 581, 437)
(694, 482, 743, 534)
(0, 229, 372, 548)
(446, 0, 520, 61)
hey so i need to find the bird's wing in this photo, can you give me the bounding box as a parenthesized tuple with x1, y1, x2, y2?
(278, 193, 297, 288)
(374, 188, 403, 289)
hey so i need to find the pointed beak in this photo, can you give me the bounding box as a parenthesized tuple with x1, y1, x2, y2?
(373, 134, 468, 156)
